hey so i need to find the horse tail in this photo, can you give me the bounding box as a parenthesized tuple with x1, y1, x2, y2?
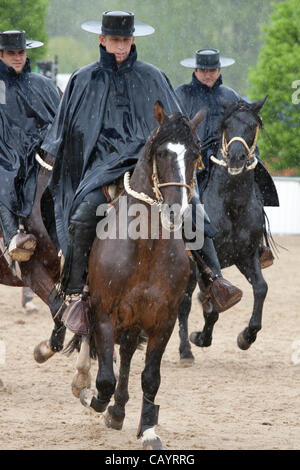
(63, 334, 82, 355)
(63, 331, 97, 359)
(137, 331, 148, 350)
(263, 208, 286, 257)
(64, 328, 147, 358)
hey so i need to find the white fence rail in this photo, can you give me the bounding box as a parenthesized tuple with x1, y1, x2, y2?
(265, 177, 300, 234)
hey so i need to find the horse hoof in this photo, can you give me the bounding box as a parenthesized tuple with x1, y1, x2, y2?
(237, 332, 251, 350)
(143, 440, 163, 450)
(33, 340, 56, 363)
(104, 409, 124, 430)
(142, 436, 163, 450)
(71, 371, 92, 398)
(23, 301, 39, 314)
(190, 331, 211, 348)
(189, 332, 199, 345)
(179, 356, 195, 367)
(79, 388, 97, 408)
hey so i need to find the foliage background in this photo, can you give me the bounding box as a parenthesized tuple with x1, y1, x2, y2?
(248, 0, 300, 175)
(1, 0, 300, 173)
(45, 0, 279, 94)
(0, 0, 49, 63)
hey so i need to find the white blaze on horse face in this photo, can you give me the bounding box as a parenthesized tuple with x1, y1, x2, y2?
(167, 143, 189, 215)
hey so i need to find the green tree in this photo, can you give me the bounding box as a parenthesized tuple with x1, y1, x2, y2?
(248, 0, 300, 175)
(0, 0, 49, 64)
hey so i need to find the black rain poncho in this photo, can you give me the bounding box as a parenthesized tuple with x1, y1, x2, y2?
(0, 58, 60, 217)
(42, 45, 182, 254)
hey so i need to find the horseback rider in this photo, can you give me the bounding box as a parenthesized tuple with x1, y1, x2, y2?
(0, 30, 60, 262)
(42, 11, 243, 324)
(175, 48, 279, 267)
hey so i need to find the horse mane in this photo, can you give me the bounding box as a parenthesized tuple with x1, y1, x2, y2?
(221, 99, 263, 130)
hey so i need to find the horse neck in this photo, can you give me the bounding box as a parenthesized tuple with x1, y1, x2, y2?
(210, 164, 255, 209)
(129, 158, 155, 200)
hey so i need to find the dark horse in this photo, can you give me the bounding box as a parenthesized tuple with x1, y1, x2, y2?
(178, 97, 272, 362)
(68, 102, 205, 450)
(0, 152, 66, 363)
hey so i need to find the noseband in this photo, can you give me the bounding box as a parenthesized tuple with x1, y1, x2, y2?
(211, 124, 259, 171)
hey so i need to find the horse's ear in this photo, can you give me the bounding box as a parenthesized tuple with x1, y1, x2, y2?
(250, 95, 268, 114)
(154, 100, 167, 125)
(190, 108, 206, 132)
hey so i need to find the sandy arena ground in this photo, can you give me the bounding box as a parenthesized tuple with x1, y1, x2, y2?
(0, 235, 299, 450)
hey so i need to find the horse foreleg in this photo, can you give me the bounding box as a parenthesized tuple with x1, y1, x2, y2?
(104, 330, 139, 430)
(71, 335, 92, 398)
(80, 319, 116, 413)
(137, 322, 175, 450)
(178, 290, 195, 366)
(236, 255, 268, 350)
(178, 260, 196, 365)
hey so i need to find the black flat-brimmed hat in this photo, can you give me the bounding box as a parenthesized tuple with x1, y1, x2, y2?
(0, 30, 43, 50)
(180, 48, 235, 69)
(81, 10, 155, 37)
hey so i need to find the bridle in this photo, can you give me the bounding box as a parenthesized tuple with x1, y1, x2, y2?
(151, 153, 203, 205)
(210, 123, 259, 171)
(124, 144, 203, 211)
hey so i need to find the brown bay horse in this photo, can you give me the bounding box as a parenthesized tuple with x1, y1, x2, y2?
(68, 102, 205, 450)
(0, 152, 66, 363)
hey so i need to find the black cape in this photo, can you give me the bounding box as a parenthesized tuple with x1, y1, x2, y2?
(0, 58, 60, 217)
(175, 74, 279, 207)
(42, 45, 182, 254)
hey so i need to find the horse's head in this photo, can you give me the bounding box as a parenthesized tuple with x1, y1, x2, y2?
(148, 101, 205, 222)
(218, 96, 267, 176)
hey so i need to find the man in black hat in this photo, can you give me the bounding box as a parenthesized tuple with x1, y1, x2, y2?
(42, 12, 243, 317)
(0, 30, 60, 261)
(176, 48, 279, 267)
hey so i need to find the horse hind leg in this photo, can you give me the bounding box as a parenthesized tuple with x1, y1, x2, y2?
(178, 290, 195, 366)
(80, 319, 116, 413)
(189, 277, 219, 348)
(71, 335, 92, 398)
(105, 330, 140, 430)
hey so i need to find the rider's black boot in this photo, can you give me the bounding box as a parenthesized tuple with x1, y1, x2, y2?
(59, 219, 98, 335)
(192, 237, 243, 313)
(188, 196, 243, 313)
(0, 202, 36, 262)
(59, 188, 107, 334)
